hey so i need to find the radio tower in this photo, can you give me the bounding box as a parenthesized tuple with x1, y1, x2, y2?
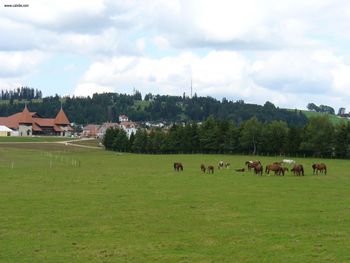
(190, 75, 193, 98)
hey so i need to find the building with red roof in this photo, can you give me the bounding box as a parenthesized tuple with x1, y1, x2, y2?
(0, 105, 73, 136)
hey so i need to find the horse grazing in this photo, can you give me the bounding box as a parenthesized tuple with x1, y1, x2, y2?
(254, 164, 263, 176)
(218, 161, 230, 170)
(207, 165, 214, 174)
(265, 163, 285, 176)
(173, 162, 183, 171)
(312, 163, 327, 175)
(200, 164, 206, 173)
(235, 168, 245, 172)
(245, 161, 261, 171)
(218, 161, 224, 170)
(291, 164, 304, 176)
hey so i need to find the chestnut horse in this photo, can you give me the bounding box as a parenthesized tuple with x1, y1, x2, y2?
(312, 163, 327, 175)
(200, 164, 206, 173)
(265, 163, 285, 176)
(245, 161, 261, 171)
(174, 162, 183, 171)
(207, 165, 214, 174)
(291, 164, 304, 176)
(254, 164, 263, 176)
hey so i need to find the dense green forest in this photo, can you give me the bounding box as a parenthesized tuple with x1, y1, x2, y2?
(0, 91, 308, 126)
(104, 115, 349, 158)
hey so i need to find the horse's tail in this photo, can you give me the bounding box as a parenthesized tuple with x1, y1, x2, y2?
(324, 165, 327, 175)
(260, 166, 263, 176)
(301, 165, 304, 176)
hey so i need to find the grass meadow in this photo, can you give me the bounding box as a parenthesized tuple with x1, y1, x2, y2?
(0, 143, 350, 262)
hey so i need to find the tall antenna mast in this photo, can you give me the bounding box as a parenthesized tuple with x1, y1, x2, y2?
(190, 75, 193, 98)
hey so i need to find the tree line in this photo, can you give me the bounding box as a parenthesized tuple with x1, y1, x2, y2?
(0, 91, 308, 126)
(307, 103, 335, 115)
(0, 87, 42, 101)
(103, 115, 350, 159)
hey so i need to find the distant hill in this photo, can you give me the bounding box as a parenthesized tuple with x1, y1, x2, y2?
(301, 110, 349, 125)
(0, 92, 308, 126)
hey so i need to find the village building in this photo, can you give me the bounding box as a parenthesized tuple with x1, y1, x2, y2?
(82, 120, 137, 139)
(119, 114, 129, 122)
(0, 105, 73, 136)
(0, 125, 13, 136)
(97, 122, 119, 138)
(120, 121, 137, 138)
(82, 124, 101, 138)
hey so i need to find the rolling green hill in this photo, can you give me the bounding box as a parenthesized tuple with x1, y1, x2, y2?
(301, 110, 349, 125)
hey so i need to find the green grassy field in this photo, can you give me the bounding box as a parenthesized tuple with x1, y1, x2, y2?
(0, 144, 350, 262)
(301, 110, 349, 125)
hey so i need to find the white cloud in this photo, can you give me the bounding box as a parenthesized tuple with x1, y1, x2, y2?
(0, 51, 48, 77)
(2, 0, 350, 110)
(74, 48, 350, 109)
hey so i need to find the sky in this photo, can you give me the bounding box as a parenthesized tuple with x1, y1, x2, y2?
(1, 0, 350, 110)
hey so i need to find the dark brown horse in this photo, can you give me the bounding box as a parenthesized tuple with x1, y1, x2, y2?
(207, 165, 214, 174)
(200, 164, 206, 173)
(265, 164, 285, 176)
(312, 163, 327, 175)
(174, 162, 183, 171)
(291, 164, 304, 176)
(245, 161, 261, 171)
(254, 164, 263, 176)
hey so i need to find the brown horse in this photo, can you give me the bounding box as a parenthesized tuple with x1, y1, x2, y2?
(174, 162, 183, 171)
(312, 163, 327, 175)
(254, 164, 263, 176)
(245, 161, 261, 171)
(207, 165, 214, 174)
(200, 164, 206, 173)
(291, 164, 304, 176)
(265, 164, 285, 176)
(235, 168, 245, 172)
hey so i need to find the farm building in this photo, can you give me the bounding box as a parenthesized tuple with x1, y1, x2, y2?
(82, 121, 137, 138)
(82, 124, 101, 138)
(0, 105, 73, 136)
(0, 125, 13, 136)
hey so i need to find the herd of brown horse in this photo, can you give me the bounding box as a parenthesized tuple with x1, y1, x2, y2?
(244, 160, 326, 176)
(173, 160, 327, 176)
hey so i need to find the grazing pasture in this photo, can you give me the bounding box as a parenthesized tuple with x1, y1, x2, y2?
(0, 144, 350, 262)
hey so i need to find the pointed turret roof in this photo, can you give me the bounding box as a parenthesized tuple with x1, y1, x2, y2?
(19, 104, 33, 124)
(54, 107, 70, 125)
